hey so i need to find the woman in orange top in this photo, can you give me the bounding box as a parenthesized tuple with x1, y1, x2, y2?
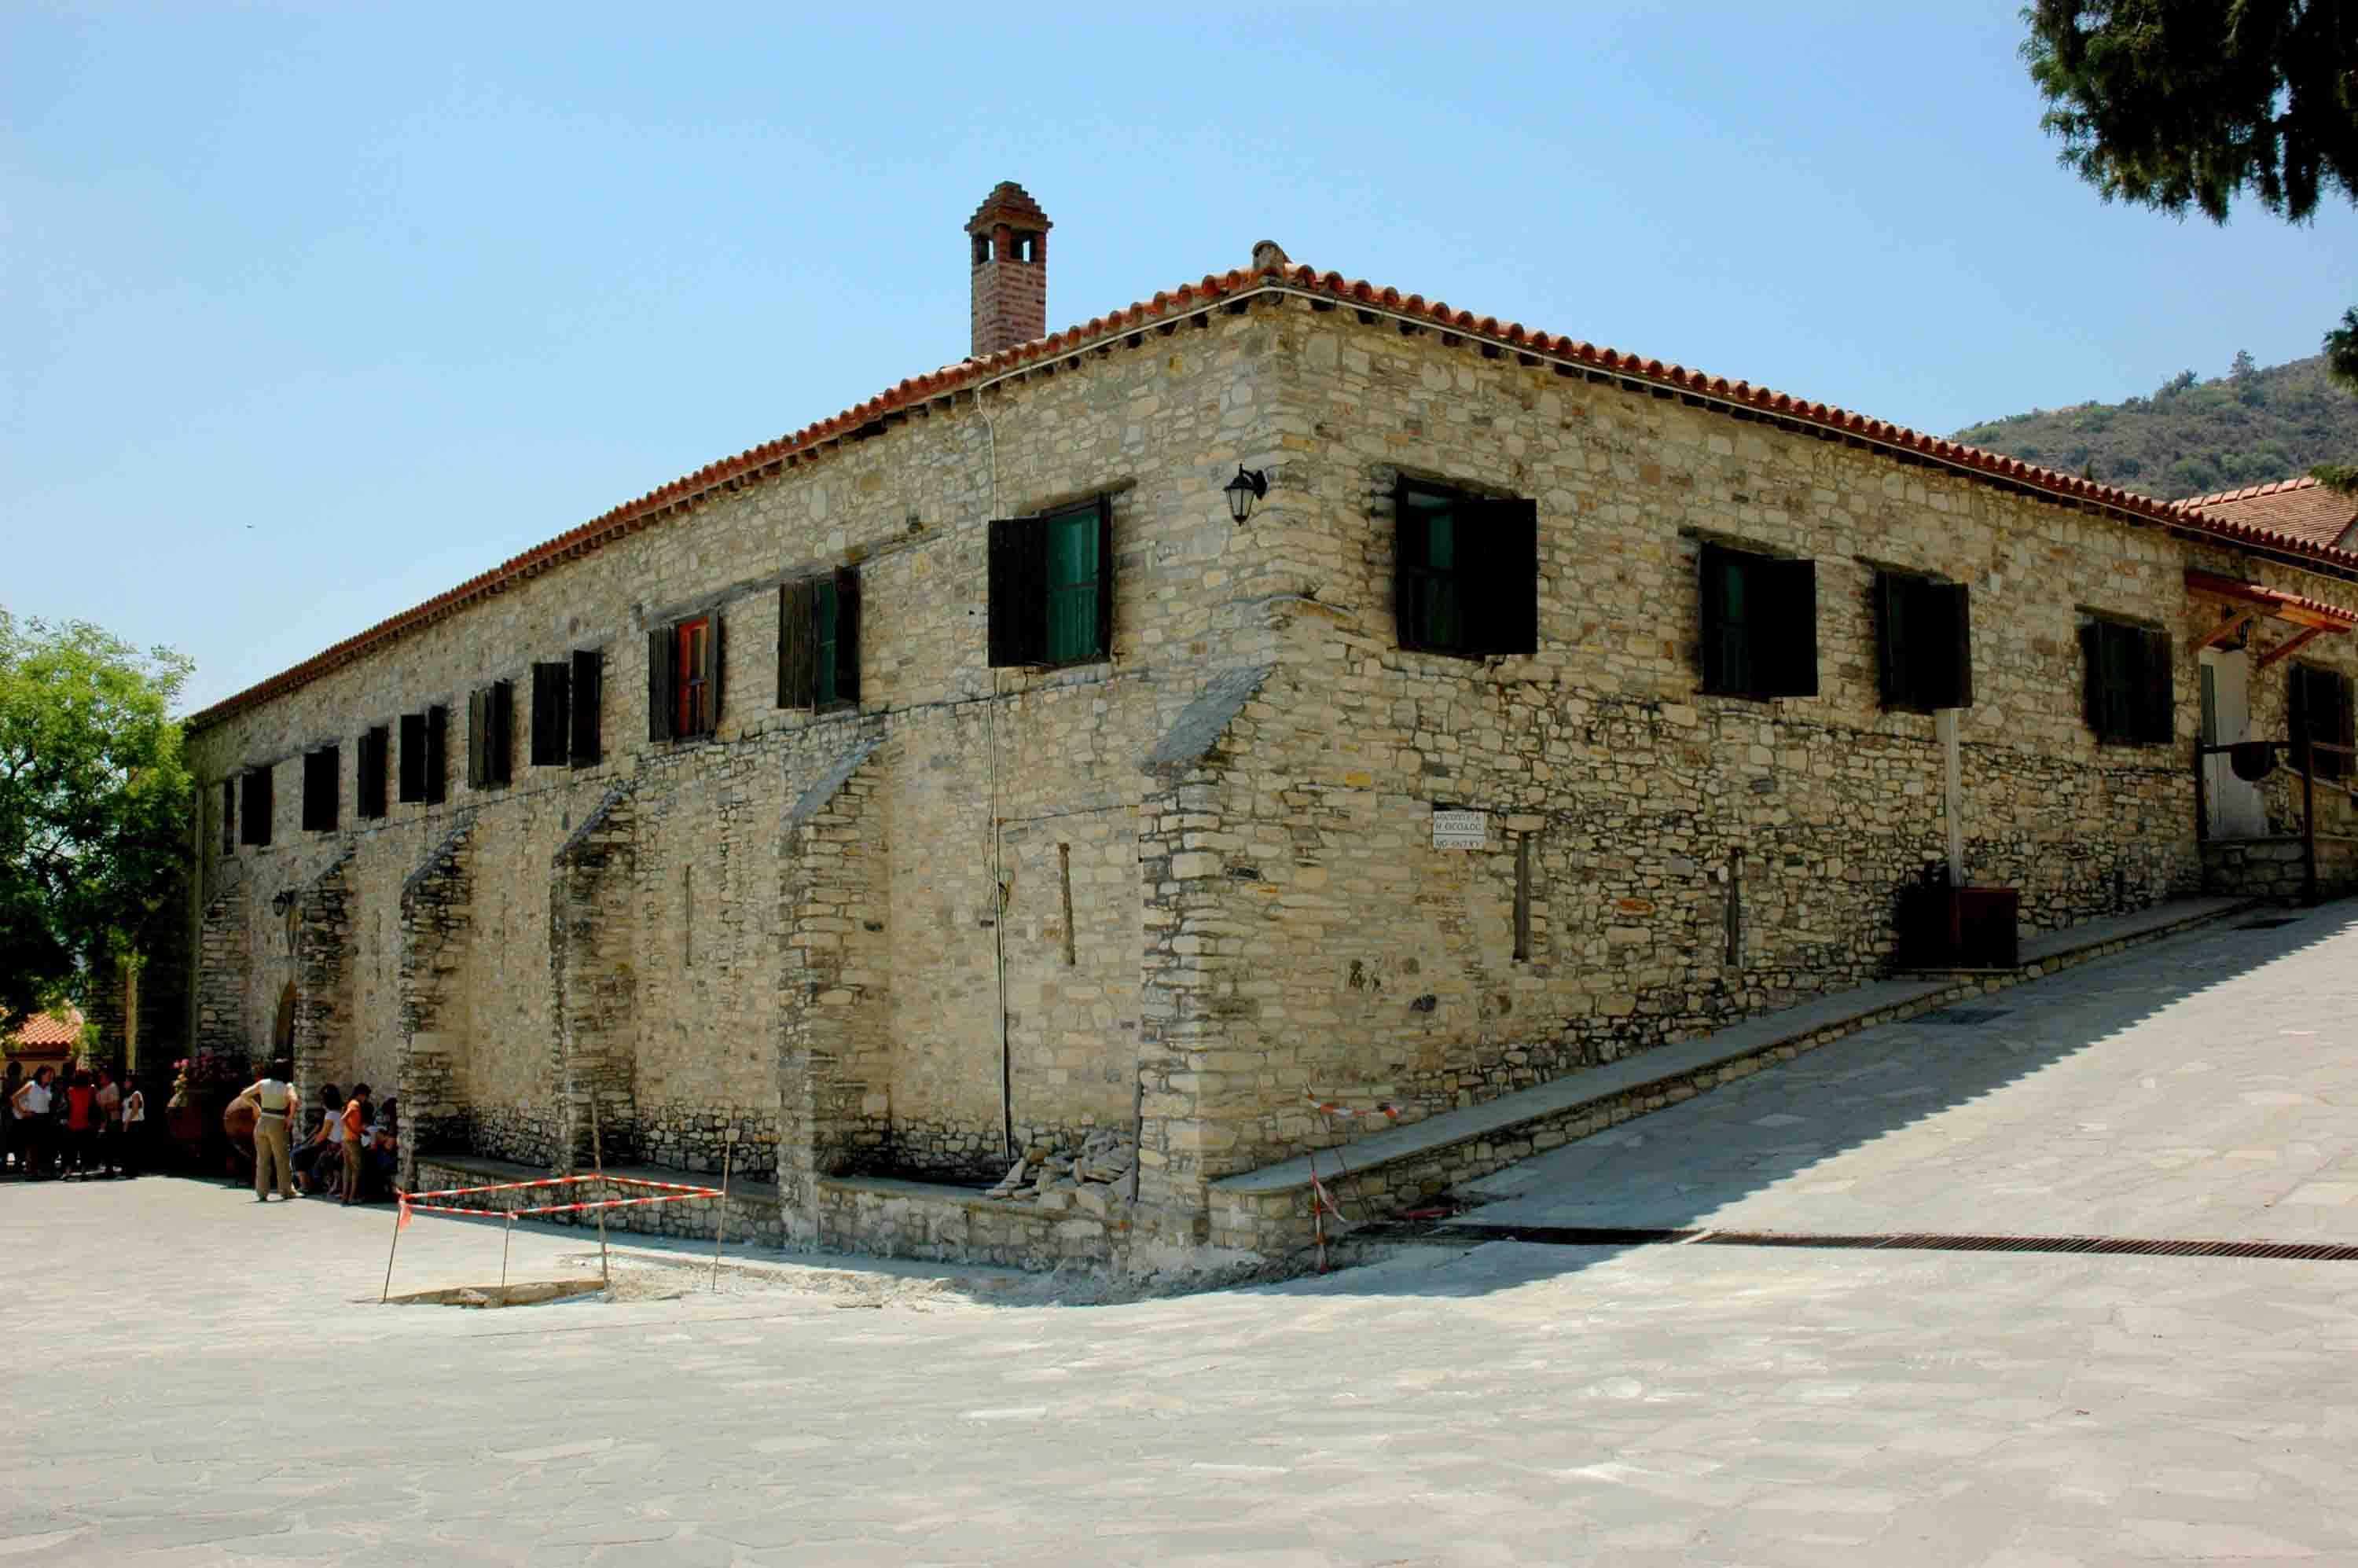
(340, 1084, 369, 1206)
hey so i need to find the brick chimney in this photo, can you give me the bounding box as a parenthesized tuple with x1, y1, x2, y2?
(966, 182, 1051, 359)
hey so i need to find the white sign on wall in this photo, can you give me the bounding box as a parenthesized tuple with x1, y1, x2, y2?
(1432, 809, 1489, 850)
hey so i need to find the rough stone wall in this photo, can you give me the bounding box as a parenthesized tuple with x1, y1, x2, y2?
(550, 786, 639, 1173)
(185, 301, 1284, 1205)
(1132, 295, 2358, 1209)
(289, 851, 354, 1099)
(193, 875, 249, 1057)
(398, 816, 479, 1180)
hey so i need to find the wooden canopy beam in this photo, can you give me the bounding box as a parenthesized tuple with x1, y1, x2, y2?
(2257, 625, 2327, 670)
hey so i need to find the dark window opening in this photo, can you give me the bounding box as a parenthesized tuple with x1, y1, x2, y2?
(219, 777, 236, 855)
(531, 661, 571, 768)
(238, 766, 272, 847)
(648, 615, 721, 741)
(2079, 615, 2173, 745)
(2290, 663, 2354, 780)
(778, 570, 861, 710)
(1875, 571, 1974, 712)
(466, 680, 513, 791)
(396, 708, 447, 804)
(971, 234, 992, 266)
(358, 726, 389, 820)
(989, 496, 1114, 669)
(1392, 479, 1539, 659)
(301, 746, 340, 833)
(569, 648, 603, 766)
(1699, 542, 1818, 700)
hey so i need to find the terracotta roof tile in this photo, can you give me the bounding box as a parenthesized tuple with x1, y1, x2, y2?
(2177, 476, 2358, 551)
(184, 259, 2358, 730)
(7, 1008, 83, 1050)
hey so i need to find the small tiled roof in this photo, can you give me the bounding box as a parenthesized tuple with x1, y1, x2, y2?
(966, 181, 1052, 235)
(7, 1008, 83, 1050)
(183, 255, 2358, 731)
(2178, 476, 2358, 552)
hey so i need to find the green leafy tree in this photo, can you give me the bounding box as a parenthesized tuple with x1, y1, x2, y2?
(0, 611, 193, 1027)
(2023, 1, 2356, 222)
(2022, 2, 2358, 490)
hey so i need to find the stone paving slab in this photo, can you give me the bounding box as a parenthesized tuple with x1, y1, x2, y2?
(1454, 899, 2358, 1241)
(11, 1177, 2358, 1564)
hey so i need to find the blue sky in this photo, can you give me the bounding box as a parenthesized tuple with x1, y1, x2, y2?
(6, 3, 2354, 714)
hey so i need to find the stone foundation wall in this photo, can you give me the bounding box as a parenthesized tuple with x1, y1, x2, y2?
(2200, 835, 2358, 902)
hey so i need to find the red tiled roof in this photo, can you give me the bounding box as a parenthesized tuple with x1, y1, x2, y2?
(182, 257, 2358, 731)
(7, 1008, 83, 1051)
(2178, 476, 2358, 552)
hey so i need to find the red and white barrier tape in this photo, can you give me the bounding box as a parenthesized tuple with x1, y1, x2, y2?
(1305, 1093, 1400, 1122)
(402, 1188, 722, 1222)
(402, 1173, 730, 1203)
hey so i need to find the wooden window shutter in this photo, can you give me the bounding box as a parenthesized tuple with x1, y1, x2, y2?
(2337, 673, 2355, 782)
(466, 689, 487, 790)
(1765, 556, 1819, 698)
(490, 678, 514, 784)
(647, 627, 675, 741)
(778, 579, 816, 708)
(1091, 494, 1115, 662)
(424, 705, 448, 803)
(2136, 628, 2173, 745)
(988, 516, 1048, 667)
(1392, 481, 1420, 652)
(834, 567, 861, 704)
(1932, 581, 1973, 710)
(701, 617, 723, 733)
(531, 662, 569, 768)
(2080, 621, 2107, 739)
(1698, 543, 1746, 696)
(221, 778, 236, 854)
(1875, 573, 1912, 708)
(570, 648, 602, 766)
(1468, 497, 1538, 657)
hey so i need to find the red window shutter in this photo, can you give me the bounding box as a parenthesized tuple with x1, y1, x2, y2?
(647, 627, 674, 743)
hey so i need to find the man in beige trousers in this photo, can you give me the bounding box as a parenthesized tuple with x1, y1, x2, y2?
(233, 1060, 300, 1203)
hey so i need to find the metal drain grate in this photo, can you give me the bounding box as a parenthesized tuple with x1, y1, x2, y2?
(2239, 917, 2301, 931)
(1919, 1007, 2009, 1026)
(1435, 1222, 2358, 1262)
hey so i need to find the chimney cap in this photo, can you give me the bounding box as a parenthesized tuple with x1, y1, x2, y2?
(966, 181, 1052, 236)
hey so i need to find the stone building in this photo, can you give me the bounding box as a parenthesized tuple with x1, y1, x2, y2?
(179, 184, 2358, 1268)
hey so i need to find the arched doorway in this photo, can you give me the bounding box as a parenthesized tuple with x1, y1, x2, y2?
(273, 981, 296, 1056)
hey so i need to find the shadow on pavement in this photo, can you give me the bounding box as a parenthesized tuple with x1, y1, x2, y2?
(1253, 898, 2358, 1300)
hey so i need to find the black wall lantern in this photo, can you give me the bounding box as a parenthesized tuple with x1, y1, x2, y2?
(1224, 465, 1268, 524)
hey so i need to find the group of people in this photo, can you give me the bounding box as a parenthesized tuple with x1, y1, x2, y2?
(233, 1062, 399, 1205)
(3, 1062, 144, 1181)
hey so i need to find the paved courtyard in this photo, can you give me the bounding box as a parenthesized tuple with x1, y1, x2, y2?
(8, 902, 2358, 1566)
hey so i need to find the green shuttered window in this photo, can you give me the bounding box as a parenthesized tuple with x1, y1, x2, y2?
(1393, 479, 1539, 659)
(2079, 616, 2174, 745)
(2289, 663, 2354, 780)
(777, 570, 861, 710)
(1699, 542, 1818, 700)
(989, 496, 1113, 669)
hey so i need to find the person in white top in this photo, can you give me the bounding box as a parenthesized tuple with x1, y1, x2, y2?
(10, 1067, 55, 1180)
(119, 1078, 146, 1179)
(232, 1059, 301, 1203)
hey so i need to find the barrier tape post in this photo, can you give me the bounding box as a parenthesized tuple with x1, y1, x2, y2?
(379, 1195, 405, 1304)
(711, 1125, 736, 1293)
(501, 1213, 514, 1288)
(589, 1094, 611, 1287)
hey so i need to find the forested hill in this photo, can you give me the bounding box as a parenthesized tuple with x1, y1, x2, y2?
(1951, 354, 2358, 501)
